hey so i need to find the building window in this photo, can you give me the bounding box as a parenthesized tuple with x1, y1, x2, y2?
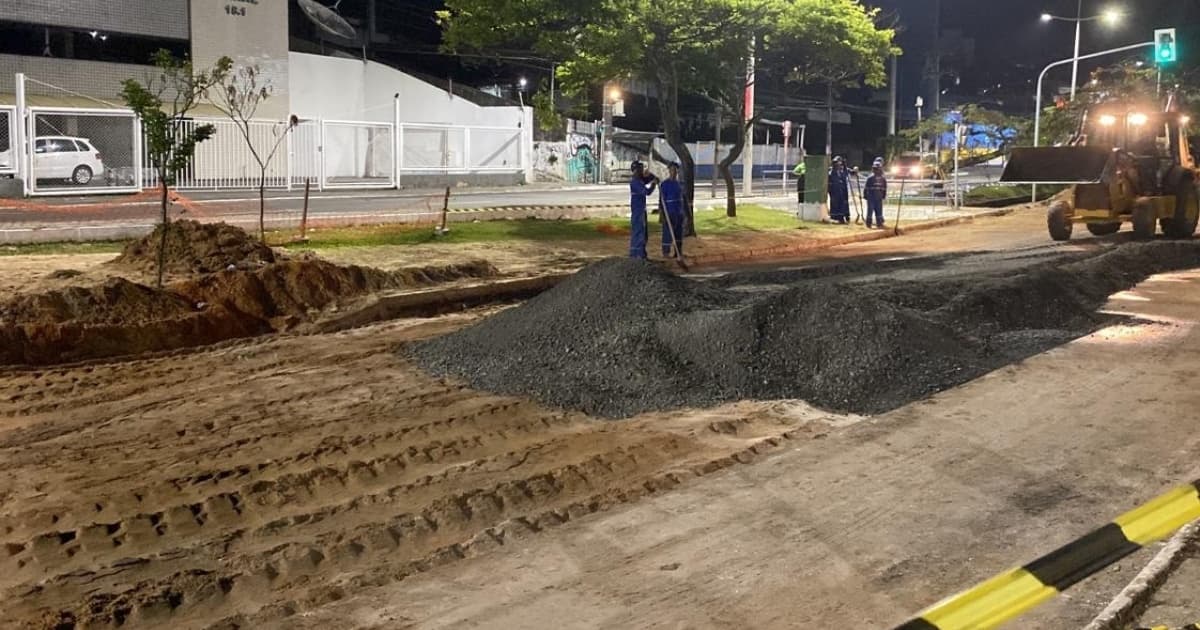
(0, 21, 188, 65)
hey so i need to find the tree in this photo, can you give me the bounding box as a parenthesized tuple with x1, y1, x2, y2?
(899, 104, 1030, 167)
(120, 50, 228, 288)
(711, 0, 896, 217)
(440, 0, 896, 224)
(208, 61, 298, 242)
(531, 85, 564, 135)
(771, 0, 897, 156)
(440, 0, 760, 232)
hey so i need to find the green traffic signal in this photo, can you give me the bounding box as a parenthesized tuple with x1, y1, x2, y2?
(1156, 28, 1177, 64)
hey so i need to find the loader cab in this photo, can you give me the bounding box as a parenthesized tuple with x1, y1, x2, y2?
(1088, 108, 1192, 195)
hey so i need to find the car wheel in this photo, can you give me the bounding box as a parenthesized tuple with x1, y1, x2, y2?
(72, 165, 93, 185)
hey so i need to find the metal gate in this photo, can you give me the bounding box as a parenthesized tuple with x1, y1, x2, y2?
(322, 120, 395, 189)
(289, 120, 321, 189)
(0, 106, 15, 176)
(27, 107, 141, 196)
(143, 118, 293, 191)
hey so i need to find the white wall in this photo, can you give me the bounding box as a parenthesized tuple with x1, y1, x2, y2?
(288, 52, 526, 128)
(288, 53, 529, 179)
(192, 0, 290, 119)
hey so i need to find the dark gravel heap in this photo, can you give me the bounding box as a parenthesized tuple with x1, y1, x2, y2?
(409, 242, 1200, 418)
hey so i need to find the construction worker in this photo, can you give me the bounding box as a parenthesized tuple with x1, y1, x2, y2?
(828, 156, 850, 224)
(792, 153, 807, 204)
(864, 157, 888, 229)
(659, 162, 685, 257)
(628, 160, 659, 259)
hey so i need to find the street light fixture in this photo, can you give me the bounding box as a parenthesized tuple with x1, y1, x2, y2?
(1040, 3, 1125, 100)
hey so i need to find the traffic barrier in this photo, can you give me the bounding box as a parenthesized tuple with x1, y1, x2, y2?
(895, 480, 1200, 630)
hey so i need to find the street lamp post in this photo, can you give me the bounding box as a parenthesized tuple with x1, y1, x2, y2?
(1030, 41, 1153, 201)
(1040, 4, 1123, 100)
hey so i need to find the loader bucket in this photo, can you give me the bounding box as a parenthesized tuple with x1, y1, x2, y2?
(1000, 146, 1113, 184)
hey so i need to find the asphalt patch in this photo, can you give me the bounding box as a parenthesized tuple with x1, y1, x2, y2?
(409, 241, 1200, 418)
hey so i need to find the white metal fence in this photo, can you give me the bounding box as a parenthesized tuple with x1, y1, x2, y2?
(9, 73, 527, 197)
(0, 106, 14, 175)
(399, 123, 522, 172)
(323, 120, 395, 189)
(29, 107, 141, 196)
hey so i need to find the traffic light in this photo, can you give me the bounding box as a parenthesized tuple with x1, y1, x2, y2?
(1156, 28, 1177, 64)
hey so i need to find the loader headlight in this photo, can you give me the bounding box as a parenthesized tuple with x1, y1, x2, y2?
(1129, 113, 1148, 126)
(1099, 114, 1117, 127)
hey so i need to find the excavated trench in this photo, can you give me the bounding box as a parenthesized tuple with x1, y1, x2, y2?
(0, 221, 499, 365)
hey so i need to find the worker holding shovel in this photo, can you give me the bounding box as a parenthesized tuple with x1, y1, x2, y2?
(659, 162, 686, 260)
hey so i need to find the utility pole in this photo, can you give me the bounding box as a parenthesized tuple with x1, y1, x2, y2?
(743, 36, 756, 196)
(825, 82, 834, 156)
(932, 0, 942, 158)
(712, 106, 720, 198)
(888, 55, 898, 136)
(1070, 0, 1083, 100)
(601, 84, 614, 184)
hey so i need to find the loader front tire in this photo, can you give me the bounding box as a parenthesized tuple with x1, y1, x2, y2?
(1047, 200, 1073, 241)
(1162, 180, 1199, 239)
(1132, 198, 1157, 240)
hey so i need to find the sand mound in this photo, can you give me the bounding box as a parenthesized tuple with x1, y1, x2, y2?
(411, 242, 1200, 417)
(174, 259, 497, 329)
(0, 259, 498, 365)
(110, 220, 277, 275)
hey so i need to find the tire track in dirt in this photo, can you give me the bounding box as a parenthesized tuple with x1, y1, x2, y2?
(0, 313, 832, 629)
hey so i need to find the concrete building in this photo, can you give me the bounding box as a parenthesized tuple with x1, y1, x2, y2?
(0, 0, 531, 191)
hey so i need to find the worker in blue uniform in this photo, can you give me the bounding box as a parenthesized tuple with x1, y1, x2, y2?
(828, 156, 850, 224)
(659, 162, 686, 257)
(628, 160, 658, 259)
(864, 157, 888, 229)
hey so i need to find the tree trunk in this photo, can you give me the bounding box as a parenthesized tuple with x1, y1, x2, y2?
(258, 175, 267, 243)
(157, 179, 169, 289)
(654, 72, 697, 235)
(718, 118, 751, 217)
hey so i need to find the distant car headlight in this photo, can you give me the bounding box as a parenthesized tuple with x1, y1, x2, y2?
(910, 165, 923, 177)
(890, 165, 901, 175)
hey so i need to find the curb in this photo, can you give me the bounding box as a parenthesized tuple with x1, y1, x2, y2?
(1084, 521, 1200, 630)
(687, 208, 1014, 268)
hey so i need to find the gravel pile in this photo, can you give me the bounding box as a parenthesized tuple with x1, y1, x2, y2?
(410, 242, 1200, 418)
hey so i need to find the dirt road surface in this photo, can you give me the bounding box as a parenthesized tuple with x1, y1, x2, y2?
(3, 209, 1198, 628)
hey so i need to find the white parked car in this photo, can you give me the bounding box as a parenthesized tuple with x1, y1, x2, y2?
(33, 136, 105, 185)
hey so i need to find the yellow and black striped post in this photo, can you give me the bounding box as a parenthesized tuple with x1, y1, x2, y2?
(1137, 625, 1200, 630)
(895, 480, 1200, 630)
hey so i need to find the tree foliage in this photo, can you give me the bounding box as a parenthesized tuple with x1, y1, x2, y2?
(900, 104, 1030, 167)
(440, 0, 896, 222)
(119, 50, 228, 287)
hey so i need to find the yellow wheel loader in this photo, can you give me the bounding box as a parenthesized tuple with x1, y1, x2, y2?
(1001, 104, 1199, 241)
